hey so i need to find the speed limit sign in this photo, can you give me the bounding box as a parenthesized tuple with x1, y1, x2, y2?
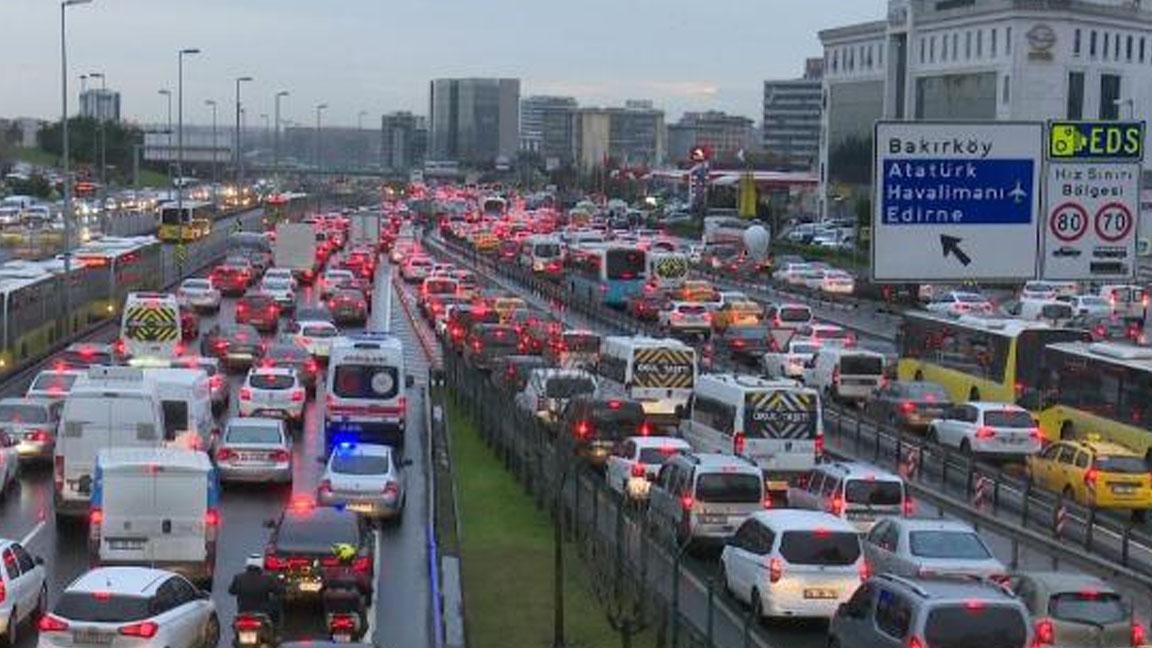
(1049, 202, 1088, 242)
(1094, 202, 1133, 242)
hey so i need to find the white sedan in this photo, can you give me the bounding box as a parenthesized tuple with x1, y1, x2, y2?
(289, 319, 342, 359)
(238, 367, 306, 429)
(819, 270, 855, 295)
(659, 302, 713, 335)
(0, 538, 46, 646)
(0, 431, 18, 499)
(761, 340, 821, 379)
(318, 442, 410, 520)
(263, 267, 299, 290)
(260, 277, 297, 312)
(37, 567, 218, 648)
(605, 436, 691, 501)
(176, 278, 221, 312)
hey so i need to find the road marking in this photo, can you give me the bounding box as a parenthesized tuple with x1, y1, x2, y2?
(364, 526, 382, 644)
(20, 520, 46, 547)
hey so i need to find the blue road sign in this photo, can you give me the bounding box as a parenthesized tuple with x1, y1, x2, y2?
(881, 159, 1035, 225)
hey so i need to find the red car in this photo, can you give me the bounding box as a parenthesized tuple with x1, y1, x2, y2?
(180, 308, 200, 340)
(211, 264, 252, 297)
(236, 292, 281, 333)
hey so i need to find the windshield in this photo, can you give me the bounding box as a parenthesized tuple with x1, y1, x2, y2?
(956, 293, 987, 303)
(0, 404, 48, 423)
(264, 279, 292, 290)
(984, 410, 1034, 428)
(251, 374, 294, 390)
(605, 249, 645, 280)
(545, 377, 596, 398)
(694, 473, 762, 504)
(924, 606, 1027, 648)
(183, 279, 211, 289)
(1048, 591, 1128, 625)
(534, 243, 561, 258)
(302, 325, 337, 338)
(637, 447, 683, 464)
(54, 592, 152, 623)
(332, 365, 399, 399)
(844, 479, 903, 506)
(226, 423, 283, 444)
(908, 530, 992, 559)
(778, 531, 861, 565)
(778, 307, 812, 323)
(331, 453, 391, 475)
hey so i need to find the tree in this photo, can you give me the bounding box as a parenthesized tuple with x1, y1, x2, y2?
(37, 118, 144, 182)
(828, 135, 873, 185)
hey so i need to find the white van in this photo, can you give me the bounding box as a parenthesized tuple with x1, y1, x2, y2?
(90, 447, 220, 585)
(1016, 298, 1075, 325)
(324, 333, 412, 453)
(54, 367, 166, 520)
(787, 461, 909, 533)
(802, 348, 886, 402)
(143, 368, 216, 450)
(680, 374, 822, 498)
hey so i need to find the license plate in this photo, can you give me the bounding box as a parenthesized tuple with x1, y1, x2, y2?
(348, 503, 374, 513)
(239, 452, 271, 463)
(73, 630, 114, 644)
(332, 634, 353, 643)
(700, 514, 726, 524)
(299, 581, 323, 593)
(1005, 436, 1027, 445)
(1112, 484, 1137, 494)
(238, 631, 259, 645)
(803, 588, 838, 599)
(108, 538, 146, 550)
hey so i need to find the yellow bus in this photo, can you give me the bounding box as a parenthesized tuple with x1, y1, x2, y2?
(158, 201, 213, 243)
(1028, 342, 1152, 461)
(897, 311, 1087, 404)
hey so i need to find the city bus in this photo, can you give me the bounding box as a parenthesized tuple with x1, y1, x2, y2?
(565, 245, 648, 308)
(482, 196, 507, 218)
(1028, 342, 1152, 460)
(896, 311, 1088, 404)
(158, 201, 213, 243)
(120, 292, 182, 365)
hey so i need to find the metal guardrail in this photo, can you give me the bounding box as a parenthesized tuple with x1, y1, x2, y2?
(428, 232, 1152, 608)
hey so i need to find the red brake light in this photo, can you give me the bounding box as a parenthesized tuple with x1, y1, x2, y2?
(118, 621, 158, 638)
(903, 497, 916, 516)
(680, 495, 694, 510)
(239, 387, 253, 401)
(0, 581, 5, 604)
(89, 507, 103, 525)
(352, 555, 372, 574)
(975, 426, 996, 439)
(639, 422, 652, 436)
(216, 447, 236, 462)
(907, 636, 926, 648)
(769, 557, 783, 583)
(319, 479, 333, 495)
(291, 390, 305, 402)
(235, 615, 264, 631)
(733, 431, 746, 455)
(815, 433, 825, 458)
(631, 463, 646, 478)
(964, 599, 985, 611)
(330, 614, 358, 631)
(1133, 621, 1146, 647)
(859, 560, 871, 582)
(264, 553, 285, 571)
(383, 481, 400, 498)
(829, 496, 844, 516)
(38, 615, 69, 633)
(1033, 618, 1054, 645)
(575, 421, 591, 439)
(204, 508, 220, 526)
(900, 401, 916, 414)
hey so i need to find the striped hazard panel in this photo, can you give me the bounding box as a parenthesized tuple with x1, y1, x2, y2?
(746, 390, 815, 439)
(124, 306, 180, 342)
(654, 256, 688, 278)
(632, 348, 695, 389)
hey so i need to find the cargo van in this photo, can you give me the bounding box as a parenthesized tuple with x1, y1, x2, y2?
(324, 334, 412, 452)
(89, 447, 220, 585)
(54, 367, 166, 520)
(803, 348, 886, 402)
(144, 367, 216, 450)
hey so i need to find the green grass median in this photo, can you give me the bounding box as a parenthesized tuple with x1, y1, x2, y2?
(448, 400, 654, 648)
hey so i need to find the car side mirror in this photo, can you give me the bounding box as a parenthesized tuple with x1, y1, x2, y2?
(406, 374, 415, 388)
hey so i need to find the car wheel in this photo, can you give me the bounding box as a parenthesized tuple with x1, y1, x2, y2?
(751, 588, 763, 620)
(201, 612, 220, 648)
(1, 611, 15, 648)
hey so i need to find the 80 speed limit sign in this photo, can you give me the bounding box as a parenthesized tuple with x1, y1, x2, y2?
(1049, 202, 1089, 242)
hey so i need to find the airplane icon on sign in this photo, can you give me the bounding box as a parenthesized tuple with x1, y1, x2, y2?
(1008, 181, 1027, 204)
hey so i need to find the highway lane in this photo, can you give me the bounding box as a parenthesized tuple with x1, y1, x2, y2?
(0, 224, 433, 647)
(422, 232, 1152, 641)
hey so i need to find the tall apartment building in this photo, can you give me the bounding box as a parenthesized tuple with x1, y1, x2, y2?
(520, 95, 578, 166)
(666, 110, 756, 163)
(762, 58, 823, 171)
(380, 111, 427, 171)
(428, 78, 520, 165)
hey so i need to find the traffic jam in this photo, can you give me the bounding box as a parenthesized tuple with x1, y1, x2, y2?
(0, 208, 419, 648)
(410, 187, 1152, 648)
(0, 186, 1150, 648)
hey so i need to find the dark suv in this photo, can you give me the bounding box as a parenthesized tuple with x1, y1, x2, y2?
(263, 500, 375, 602)
(558, 397, 650, 466)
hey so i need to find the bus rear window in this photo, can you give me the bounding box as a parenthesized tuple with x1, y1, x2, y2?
(924, 605, 1027, 648)
(840, 355, 883, 375)
(694, 473, 762, 504)
(778, 531, 861, 565)
(606, 250, 645, 280)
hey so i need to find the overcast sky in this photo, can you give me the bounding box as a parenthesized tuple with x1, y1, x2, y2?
(0, 0, 886, 127)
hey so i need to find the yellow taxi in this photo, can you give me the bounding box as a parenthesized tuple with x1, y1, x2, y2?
(472, 230, 499, 254)
(680, 280, 717, 303)
(1026, 437, 1152, 514)
(492, 296, 527, 322)
(712, 300, 764, 331)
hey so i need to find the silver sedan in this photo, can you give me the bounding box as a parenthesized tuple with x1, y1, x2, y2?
(317, 443, 409, 520)
(863, 517, 1006, 579)
(214, 418, 293, 484)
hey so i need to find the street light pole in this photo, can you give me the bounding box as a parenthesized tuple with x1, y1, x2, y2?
(176, 47, 200, 221)
(61, 0, 93, 331)
(206, 99, 218, 211)
(315, 103, 328, 173)
(274, 91, 289, 180)
(89, 71, 107, 231)
(357, 109, 368, 170)
(234, 76, 253, 184)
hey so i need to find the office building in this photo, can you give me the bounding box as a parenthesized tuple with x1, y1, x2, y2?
(762, 59, 823, 171)
(667, 110, 756, 163)
(572, 101, 666, 172)
(428, 78, 520, 165)
(380, 111, 428, 171)
(520, 95, 578, 166)
(819, 0, 1152, 215)
(79, 88, 121, 122)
